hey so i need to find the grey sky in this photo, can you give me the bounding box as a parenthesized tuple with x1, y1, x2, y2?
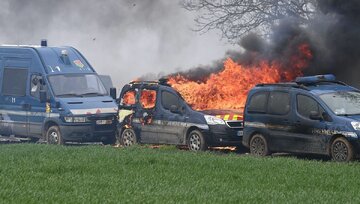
(0, 0, 235, 89)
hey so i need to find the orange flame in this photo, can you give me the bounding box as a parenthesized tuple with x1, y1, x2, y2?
(123, 90, 136, 105)
(140, 90, 157, 109)
(168, 44, 312, 112)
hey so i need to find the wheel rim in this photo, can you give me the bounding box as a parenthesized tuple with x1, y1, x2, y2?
(122, 130, 135, 146)
(250, 137, 265, 156)
(189, 133, 201, 151)
(49, 131, 58, 144)
(333, 141, 348, 161)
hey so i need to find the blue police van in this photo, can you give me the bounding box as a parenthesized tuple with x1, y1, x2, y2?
(0, 41, 118, 144)
(242, 74, 360, 161)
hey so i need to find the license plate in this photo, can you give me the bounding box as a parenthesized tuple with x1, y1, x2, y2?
(96, 120, 112, 125)
(237, 131, 243, 137)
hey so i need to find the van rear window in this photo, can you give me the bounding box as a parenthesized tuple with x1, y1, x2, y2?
(268, 92, 290, 115)
(247, 92, 268, 113)
(2, 68, 28, 96)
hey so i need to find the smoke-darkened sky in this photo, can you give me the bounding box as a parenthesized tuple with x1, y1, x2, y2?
(0, 0, 235, 88)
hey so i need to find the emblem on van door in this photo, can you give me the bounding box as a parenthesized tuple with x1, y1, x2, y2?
(11, 97, 15, 103)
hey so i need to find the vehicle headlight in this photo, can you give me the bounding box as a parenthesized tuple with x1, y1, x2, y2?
(204, 115, 225, 125)
(351, 122, 360, 130)
(64, 116, 89, 123)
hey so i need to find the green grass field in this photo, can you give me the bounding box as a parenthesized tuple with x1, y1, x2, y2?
(0, 144, 360, 203)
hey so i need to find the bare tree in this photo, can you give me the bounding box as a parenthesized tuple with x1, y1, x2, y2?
(182, 0, 317, 43)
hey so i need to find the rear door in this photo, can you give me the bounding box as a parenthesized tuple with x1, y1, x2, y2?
(264, 91, 294, 152)
(0, 59, 31, 137)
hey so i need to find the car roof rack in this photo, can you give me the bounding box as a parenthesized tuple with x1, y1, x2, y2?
(296, 80, 348, 86)
(256, 83, 310, 90)
(129, 78, 171, 87)
(129, 81, 159, 85)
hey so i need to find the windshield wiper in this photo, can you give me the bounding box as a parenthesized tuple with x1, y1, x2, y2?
(80, 92, 105, 96)
(338, 113, 360, 116)
(56, 93, 83, 97)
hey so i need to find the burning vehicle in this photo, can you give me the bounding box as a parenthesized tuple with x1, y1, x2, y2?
(117, 80, 243, 151)
(117, 37, 313, 151)
(243, 74, 360, 162)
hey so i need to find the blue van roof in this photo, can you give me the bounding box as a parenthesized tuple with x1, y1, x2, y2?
(0, 45, 95, 75)
(35, 46, 95, 74)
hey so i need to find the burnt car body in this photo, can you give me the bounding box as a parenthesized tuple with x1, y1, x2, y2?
(117, 81, 243, 151)
(242, 74, 360, 161)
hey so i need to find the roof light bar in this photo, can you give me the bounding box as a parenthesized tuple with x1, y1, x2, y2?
(295, 74, 336, 84)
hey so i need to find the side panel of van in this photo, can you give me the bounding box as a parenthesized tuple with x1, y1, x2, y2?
(0, 48, 48, 138)
(0, 57, 31, 137)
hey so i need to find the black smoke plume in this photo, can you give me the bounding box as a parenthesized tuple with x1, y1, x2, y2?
(164, 0, 360, 88)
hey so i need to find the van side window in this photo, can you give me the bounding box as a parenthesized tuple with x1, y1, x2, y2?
(2, 68, 28, 96)
(122, 90, 136, 106)
(297, 95, 323, 118)
(162, 91, 179, 110)
(268, 92, 290, 115)
(247, 92, 268, 113)
(140, 89, 156, 109)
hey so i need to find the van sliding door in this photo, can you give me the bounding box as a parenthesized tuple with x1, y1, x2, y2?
(1, 64, 30, 137)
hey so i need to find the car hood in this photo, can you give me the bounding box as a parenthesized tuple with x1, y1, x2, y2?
(344, 115, 360, 121)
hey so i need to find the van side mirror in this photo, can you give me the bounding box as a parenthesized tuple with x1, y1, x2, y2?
(322, 112, 332, 122)
(40, 90, 47, 103)
(309, 111, 322, 120)
(110, 87, 117, 99)
(32, 77, 39, 85)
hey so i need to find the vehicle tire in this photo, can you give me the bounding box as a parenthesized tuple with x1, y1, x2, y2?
(187, 130, 207, 151)
(249, 134, 270, 156)
(102, 135, 116, 145)
(120, 128, 137, 147)
(331, 137, 354, 162)
(46, 126, 65, 145)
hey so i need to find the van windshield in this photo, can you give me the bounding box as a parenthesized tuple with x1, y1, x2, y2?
(319, 91, 360, 115)
(48, 74, 107, 97)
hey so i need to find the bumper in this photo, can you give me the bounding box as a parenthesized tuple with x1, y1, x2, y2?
(59, 119, 116, 142)
(202, 124, 243, 146)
